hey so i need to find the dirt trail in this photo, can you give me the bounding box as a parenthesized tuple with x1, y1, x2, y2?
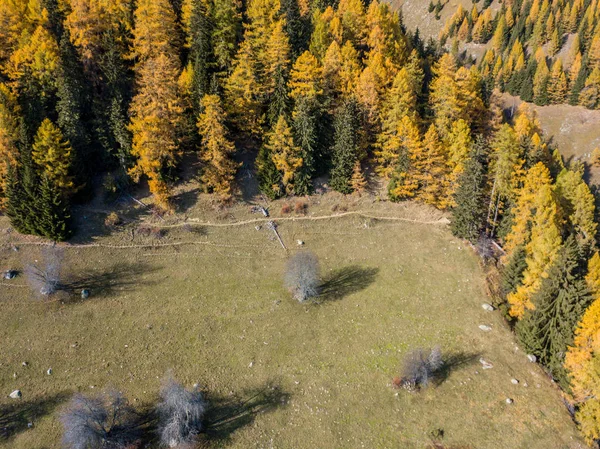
(0, 211, 449, 251)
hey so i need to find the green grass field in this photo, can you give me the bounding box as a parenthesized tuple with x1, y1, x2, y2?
(0, 191, 586, 448)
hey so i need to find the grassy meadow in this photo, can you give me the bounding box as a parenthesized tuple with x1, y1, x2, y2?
(0, 191, 586, 448)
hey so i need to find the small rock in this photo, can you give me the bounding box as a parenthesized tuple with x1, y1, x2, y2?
(21, 362, 28, 367)
(9, 390, 21, 399)
(481, 303, 494, 312)
(27, 422, 33, 428)
(81, 289, 90, 300)
(46, 368, 52, 375)
(479, 358, 493, 369)
(297, 240, 304, 246)
(506, 398, 513, 404)
(527, 354, 537, 363)
(523, 382, 528, 388)
(255, 225, 261, 231)
(12, 373, 16, 378)
(511, 378, 519, 385)
(479, 324, 492, 332)
(248, 361, 253, 368)
(4, 270, 17, 280)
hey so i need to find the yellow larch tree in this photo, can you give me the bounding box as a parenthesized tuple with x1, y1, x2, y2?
(32, 119, 75, 195)
(322, 40, 342, 102)
(355, 66, 380, 127)
(66, 0, 133, 66)
(339, 41, 361, 97)
(548, 58, 568, 103)
(413, 124, 448, 208)
(268, 115, 303, 195)
(336, 0, 366, 46)
(565, 253, 600, 444)
(555, 168, 597, 247)
(387, 116, 421, 199)
(430, 53, 460, 137)
(131, 0, 180, 65)
(504, 162, 553, 255)
(444, 119, 472, 206)
(507, 184, 563, 318)
(6, 24, 60, 97)
(289, 50, 322, 101)
(0, 83, 20, 208)
(197, 94, 239, 202)
(129, 54, 184, 212)
(375, 68, 418, 178)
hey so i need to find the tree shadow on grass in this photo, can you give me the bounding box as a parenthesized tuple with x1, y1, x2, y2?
(317, 266, 379, 302)
(433, 351, 482, 386)
(59, 262, 160, 301)
(0, 392, 69, 442)
(203, 383, 291, 443)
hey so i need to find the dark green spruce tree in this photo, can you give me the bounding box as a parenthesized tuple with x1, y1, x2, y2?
(451, 136, 488, 243)
(501, 245, 527, 297)
(189, 0, 214, 114)
(292, 97, 318, 195)
(35, 175, 72, 241)
(257, 144, 283, 200)
(57, 31, 92, 200)
(516, 236, 592, 387)
(281, 0, 305, 57)
(267, 65, 290, 127)
(330, 97, 361, 194)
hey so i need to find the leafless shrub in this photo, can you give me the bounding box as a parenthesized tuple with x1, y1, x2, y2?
(280, 204, 291, 214)
(137, 225, 165, 239)
(284, 251, 320, 302)
(24, 246, 63, 297)
(157, 377, 208, 448)
(331, 203, 347, 212)
(475, 236, 496, 263)
(105, 212, 121, 228)
(399, 347, 443, 391)
(294, 201, 307, 215)
(61, 390, 140, 449)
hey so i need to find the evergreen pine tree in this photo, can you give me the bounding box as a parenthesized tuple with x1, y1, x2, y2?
(281, 0, 305, 57)
(292, 97, 318, 195)
(268, 65, 290, 126)
(451, 136, 488, 243)
(330, 98, 361, 194)
(188, 0, 213, 114)
(516, 237, 591, 387)
(501, 245, 528, 297)
(35, 174, 72, 241)
(257, 142, 283, 199)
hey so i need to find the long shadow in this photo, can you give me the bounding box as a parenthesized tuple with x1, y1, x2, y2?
(172, 188, 200, 214)
(318, 266, 379, 302)
(433, 351, 482, 386)
(60, 262, 160, 300)
(0, 392, 69, 442)
(203, 384, 290, 442)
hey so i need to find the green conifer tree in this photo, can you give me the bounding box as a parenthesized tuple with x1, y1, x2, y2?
(516, 237, 592, 387)
(330, 98, 361, 194)
(501, 245, 528, 297)
(292, 97, 318, 195)
(450, 136, 488, 243)
(257, 143, 283, 199)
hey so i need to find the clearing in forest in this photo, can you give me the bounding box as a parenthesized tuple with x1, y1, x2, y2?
(0, 194, 585, 448)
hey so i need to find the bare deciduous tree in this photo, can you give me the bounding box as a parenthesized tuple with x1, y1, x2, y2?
(400, 347, 443, 391)
(284, 251, 320, 302)
(157, 377, 208, 448)
(24, 246, 63, 297)
(61, 390, 139, 449)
